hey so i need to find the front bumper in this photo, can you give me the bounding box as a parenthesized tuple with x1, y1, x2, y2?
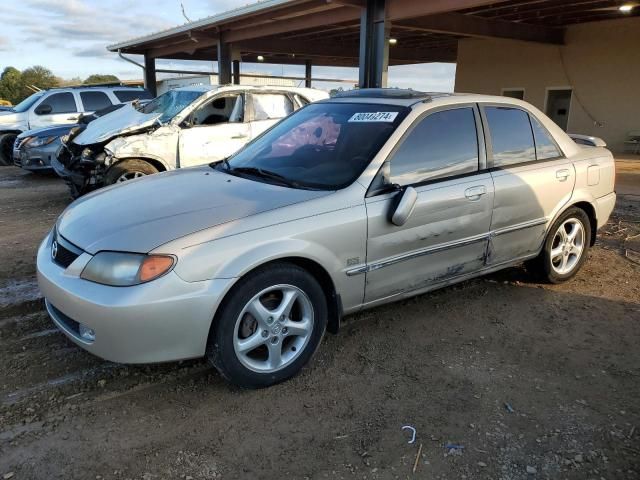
(36, 230, 232, 364)
(14, 140, 58, 171)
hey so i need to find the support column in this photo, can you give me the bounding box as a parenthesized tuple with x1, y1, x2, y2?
(232, 60, 240, 85)
(143, 54, 157, 97)
(358, 0, 388, 89)
(217, 35, 232, 85)
(304, 60, 312, 88)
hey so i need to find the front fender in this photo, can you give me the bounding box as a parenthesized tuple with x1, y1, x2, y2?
(106, 128, 178, 170)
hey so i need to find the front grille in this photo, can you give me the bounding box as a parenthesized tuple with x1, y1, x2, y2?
(52, 231, 83, 268)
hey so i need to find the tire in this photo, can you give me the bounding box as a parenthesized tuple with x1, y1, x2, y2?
(103, 159, 158, 186)
(527, 207, 591, 284)
(207, 263, 328, 389)
(0, 133, 17, 167)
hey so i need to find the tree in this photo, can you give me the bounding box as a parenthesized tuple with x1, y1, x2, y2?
(84, 74, 119, 85)
(21, 66, 58, 92)
(0, 67, 22, 105)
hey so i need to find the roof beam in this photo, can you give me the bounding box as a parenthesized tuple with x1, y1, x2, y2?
(396, 12, 565, 44)
(224, 6, 360, 42)
(237, 38, 455, 63)
(387, 0, 511, 22)
(147, 35, 219, 58)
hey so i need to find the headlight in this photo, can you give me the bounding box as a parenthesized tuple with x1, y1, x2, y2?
(81, 148, 94, 161)
(27, 136, 58, 148)
(18, 136, 33, 148)
(80, 252, 175, 286)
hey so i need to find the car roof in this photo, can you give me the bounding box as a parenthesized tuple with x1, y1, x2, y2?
(170, 84, 324, 95)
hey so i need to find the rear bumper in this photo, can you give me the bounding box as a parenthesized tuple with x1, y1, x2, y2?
(595, 192, 616, 229)
(37, 230, 232, 364)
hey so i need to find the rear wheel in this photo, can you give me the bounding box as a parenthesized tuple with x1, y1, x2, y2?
(528, 207, 591, 283)
(207, 263, 327, 389)
(0, 133, 17, 166)
(104, 159, 158, 186)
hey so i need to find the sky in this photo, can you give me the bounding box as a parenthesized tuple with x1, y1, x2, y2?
(0, 0, 456, 92)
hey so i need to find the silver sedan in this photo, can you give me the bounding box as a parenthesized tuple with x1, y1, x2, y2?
(37, 89, 616, 388)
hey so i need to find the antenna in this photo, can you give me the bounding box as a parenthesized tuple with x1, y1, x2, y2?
(180, 1, 192, 22)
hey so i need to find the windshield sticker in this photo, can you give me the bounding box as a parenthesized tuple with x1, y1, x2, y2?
(348, 112, 398, 123)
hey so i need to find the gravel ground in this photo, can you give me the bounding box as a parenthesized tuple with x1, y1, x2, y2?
(0, 162, 639, 480)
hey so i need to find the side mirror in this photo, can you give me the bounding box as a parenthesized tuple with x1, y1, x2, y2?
(390, 186, 418, 226)
(35, 104, 52, 115)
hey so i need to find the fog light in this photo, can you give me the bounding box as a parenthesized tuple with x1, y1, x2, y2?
(79, 324, 95, 342)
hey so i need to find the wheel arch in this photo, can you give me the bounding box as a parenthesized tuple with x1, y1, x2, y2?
(208, 256, 342, 345)
(567, 201, 598, 246)
(112, 156, 168, 172)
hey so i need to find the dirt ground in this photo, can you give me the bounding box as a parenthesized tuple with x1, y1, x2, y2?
(0, 160, 639, 480)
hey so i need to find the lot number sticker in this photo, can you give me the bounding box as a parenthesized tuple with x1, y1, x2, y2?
(348, 112, 398, 123)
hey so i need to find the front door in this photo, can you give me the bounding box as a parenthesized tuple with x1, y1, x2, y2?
(29, 92, 81, 129)
(178, 93, 250, 168)
(364, 105, 493, 304)
(481, 105, 575, 265)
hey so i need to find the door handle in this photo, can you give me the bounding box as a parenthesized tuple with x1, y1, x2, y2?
(67, 116, 79, 120)
(556, 169, 570, 181)
(464, 185, 487, 201)
(231, 134, 248, 139)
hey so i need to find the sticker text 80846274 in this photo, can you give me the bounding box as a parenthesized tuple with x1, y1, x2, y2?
(348, 112, 399, 123)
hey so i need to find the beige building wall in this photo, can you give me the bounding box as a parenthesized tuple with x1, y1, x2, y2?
(454, 17, 640, 153)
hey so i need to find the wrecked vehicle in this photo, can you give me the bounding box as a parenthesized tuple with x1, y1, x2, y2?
(55, 85, 329, 197)
(0, 85, 152, 166)
(13, 103, 139, 173)
(38, 89, 616, 388)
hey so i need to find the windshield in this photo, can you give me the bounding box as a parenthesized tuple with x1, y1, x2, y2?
(12, 91, 46, 113)
(223, 102, 408, 190)
(139, 90, 205, 123)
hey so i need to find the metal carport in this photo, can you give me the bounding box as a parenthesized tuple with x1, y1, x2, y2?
(107, 0, 639, 96)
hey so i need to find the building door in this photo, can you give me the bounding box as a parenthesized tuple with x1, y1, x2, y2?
(545, 89, 572, 131)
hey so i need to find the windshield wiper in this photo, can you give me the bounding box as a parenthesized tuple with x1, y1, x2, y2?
(230, 166, 304, 189)
(209, 158, 231, 171)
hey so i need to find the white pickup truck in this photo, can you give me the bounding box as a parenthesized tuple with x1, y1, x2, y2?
(0, 86, 152, 166)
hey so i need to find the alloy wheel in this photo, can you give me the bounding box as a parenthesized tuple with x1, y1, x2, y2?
(233, 284, 314, 373)
(550, 218, 585, 275)
(116, 171, 146, 182)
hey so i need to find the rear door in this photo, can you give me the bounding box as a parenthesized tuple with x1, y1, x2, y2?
(78, 90, 113, 114)
(364, 105, 494, 303)
(247, 92, 295, 139)
(482, 104, 575, 265)
(29, 92, 81, 129)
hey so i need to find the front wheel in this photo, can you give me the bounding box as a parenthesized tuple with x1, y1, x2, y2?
(528, 207, 591, 284)
(104, 159, 158, 186)
(207, 263, 328, 389)
(0, 133, 17, 166)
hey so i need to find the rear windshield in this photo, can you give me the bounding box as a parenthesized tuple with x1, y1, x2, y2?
(225, 102, 408, 190)
(139, 90, 204, 123)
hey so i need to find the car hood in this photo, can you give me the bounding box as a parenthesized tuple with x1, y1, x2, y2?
(18, 124, 77, 139)
(0, 112, 27, 130)
(73, 104, 162, 146)
(56, 167, 331, 254)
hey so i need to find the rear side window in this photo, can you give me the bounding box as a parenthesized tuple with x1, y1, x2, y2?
(251, 93, 294, 121)
(40, 92, 77, 114)
(485, 106, 536, 167)
(80, 91, 113, 111)
(114, 89, 153, 102)
(530, 115, 562, 160)
(390, 107, 479, 185)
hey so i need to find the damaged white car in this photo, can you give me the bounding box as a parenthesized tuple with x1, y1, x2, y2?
(54, 85, 328, 197)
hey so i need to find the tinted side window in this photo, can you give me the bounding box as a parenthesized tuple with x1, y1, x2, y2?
(390, 107, 479, 185)
(40, 92, 77, 114)
(530, 115, 562, 160)
(80, 91, 113, 111)
(251, 94, 294, 121)
(114, 90, 153, 102)
(485, 107, 536, 167)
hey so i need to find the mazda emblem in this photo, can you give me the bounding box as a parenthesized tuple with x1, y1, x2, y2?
(51, 240, 58, 260)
